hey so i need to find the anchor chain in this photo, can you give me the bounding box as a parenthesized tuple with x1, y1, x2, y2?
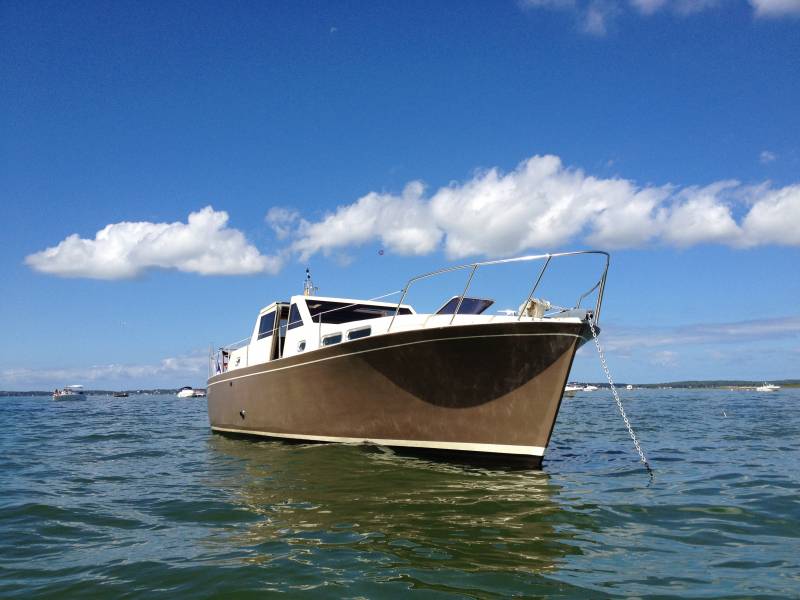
(587, 316, 654, 478)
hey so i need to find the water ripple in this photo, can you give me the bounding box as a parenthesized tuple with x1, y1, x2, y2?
(1, 389, 799, 598)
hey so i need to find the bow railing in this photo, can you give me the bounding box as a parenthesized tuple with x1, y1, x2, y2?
(387, 250, 610, 332)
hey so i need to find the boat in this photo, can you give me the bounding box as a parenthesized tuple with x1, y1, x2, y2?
(177, 386, 205, 398)
(582, 384, 599, 392)
(53, 385, 85, 400)
(756, 383, 780, 392)
(207, 251, 610, 466)
(626, 384, 633, 390)
(563, 384, 582, 397)
(113, 391, 129, 397)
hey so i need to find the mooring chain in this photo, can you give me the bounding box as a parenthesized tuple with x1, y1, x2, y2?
(587, 316, 654, 478)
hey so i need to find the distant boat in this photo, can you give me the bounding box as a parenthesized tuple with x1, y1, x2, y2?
(177, 386, 205, 398)
(563, 384, 582, 397)
(583, 384, 598, 392)
(53, 385, 85, 401)
(626, 384, 633, 390)
(113, 391, 129, 397)
(756, 383, 780, 392)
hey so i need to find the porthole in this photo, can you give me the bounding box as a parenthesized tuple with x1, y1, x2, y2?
(297, 340, 306, 352)
(322, 333, 342, 346)
(347, 327, 371, 341)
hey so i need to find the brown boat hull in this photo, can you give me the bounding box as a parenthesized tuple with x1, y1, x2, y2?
(207, 321, 590, 465)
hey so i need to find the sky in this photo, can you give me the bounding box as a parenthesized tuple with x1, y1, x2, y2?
(1, 0, 799, 390)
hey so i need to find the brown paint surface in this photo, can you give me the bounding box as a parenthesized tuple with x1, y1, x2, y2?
(208, 321, 589, 456)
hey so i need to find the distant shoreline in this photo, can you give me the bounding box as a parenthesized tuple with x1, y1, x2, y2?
(1, 380, 798, 396)
(0, 389, 194, 396)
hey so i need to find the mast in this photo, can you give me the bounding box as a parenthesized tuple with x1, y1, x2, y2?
(303, 267, 318, 296)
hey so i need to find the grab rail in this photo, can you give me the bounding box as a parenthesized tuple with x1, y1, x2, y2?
(388, 250, 610, 332)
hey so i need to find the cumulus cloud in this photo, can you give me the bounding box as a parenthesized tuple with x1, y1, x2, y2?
(275, 154, 800, 260)
(265, 207, 301, 240)
(740, 184, 800, 246)
(26, 206, 282, 279)
(291, 181, 442, 261)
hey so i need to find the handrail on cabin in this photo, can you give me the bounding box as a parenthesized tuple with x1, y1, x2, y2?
(388, 250, 610, 332)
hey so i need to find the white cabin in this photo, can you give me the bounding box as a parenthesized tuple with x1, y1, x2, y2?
(218, 293, 586, 374)
(223, 295, 416, 372)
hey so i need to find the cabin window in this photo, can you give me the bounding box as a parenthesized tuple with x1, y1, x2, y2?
(322, 333, 342, 346)
(306, 300, 412, 325)
(257, 312, 276, 340)
(435, 296, 494, 316)
(347, 327, 371, 341)
(297, 340, 306, 352)
(287, 303, 303, 330)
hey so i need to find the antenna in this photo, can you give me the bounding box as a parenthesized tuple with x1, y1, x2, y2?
(303, 267, 318, 296)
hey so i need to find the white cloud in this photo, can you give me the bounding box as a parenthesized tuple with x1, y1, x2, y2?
(750, 0, 800, 16)
(581, 1, 615, 34)
(597, 316, 800, 353)
(26, 206, 282, 280)
(277, 154, 800, 260)
(629, 0, 667, 14)
(292, 181, 442, 261)
(759, 150, 777, 164)
(0, 353, 208, 390)
(660, 182, 742, 247)
(523, 0, 800, 32)
(740, 184, 800, 246)
(650, 349, 679, 367)
(265, 207, 301, 240)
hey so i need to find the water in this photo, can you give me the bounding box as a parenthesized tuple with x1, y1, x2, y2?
(1, 389, 799, 598)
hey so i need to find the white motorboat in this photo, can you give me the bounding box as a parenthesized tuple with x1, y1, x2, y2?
(563, 384, 582, 397)
(755, 383, 780, 392)
(626, 384, 633, 390)
(53, 385, 85, 401)
(177, 386, 206, 398)
(583, 384, 599, 392)
(207, 251, 611, 466)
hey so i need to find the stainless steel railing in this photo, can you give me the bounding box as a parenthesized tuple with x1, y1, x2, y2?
(387, 250, 610, 332)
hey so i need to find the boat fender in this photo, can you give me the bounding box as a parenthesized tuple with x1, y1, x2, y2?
(239, 409, 246, 419)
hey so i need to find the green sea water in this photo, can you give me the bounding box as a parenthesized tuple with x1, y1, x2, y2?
(1, 388, 799, 598)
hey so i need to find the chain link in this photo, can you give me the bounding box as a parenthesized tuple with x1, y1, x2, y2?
(588, 316, 654, 478)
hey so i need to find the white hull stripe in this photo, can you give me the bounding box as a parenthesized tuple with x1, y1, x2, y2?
(209, 331, 581, 387)
(211, 426, 546, 457)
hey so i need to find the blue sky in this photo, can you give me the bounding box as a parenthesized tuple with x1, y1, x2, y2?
(1, 0, 799, 389)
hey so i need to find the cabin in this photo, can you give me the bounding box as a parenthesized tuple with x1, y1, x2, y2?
(217, 293, 508, 374)
(222, 295, 416, 372)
